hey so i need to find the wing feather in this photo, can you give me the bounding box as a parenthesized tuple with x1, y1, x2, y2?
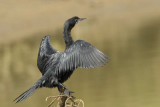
(56, 40, 109, 72)
(37, 35, 57, 75)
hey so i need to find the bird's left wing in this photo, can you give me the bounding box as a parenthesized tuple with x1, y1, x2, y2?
(57, 40, 109, 72)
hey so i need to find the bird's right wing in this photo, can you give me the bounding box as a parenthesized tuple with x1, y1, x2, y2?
(56, 40, 109, 73)
(38, 35, 57, 56)
(37, 35, 57, 74)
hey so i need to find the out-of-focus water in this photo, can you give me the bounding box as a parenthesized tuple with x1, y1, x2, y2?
(0, 0, 160, 106)
(0, 18, 160, 107)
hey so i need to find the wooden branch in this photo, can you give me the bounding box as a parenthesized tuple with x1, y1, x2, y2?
(46, 94, 84, 107)
(57, 95, 68, 107)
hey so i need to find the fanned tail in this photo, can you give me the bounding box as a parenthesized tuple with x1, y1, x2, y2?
(14, 85, 39, 103)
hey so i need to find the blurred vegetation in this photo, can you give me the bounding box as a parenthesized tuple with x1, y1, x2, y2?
(0, 0, 160, 107)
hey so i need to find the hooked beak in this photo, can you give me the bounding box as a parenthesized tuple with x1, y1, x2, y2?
(77, 18, 86, 23)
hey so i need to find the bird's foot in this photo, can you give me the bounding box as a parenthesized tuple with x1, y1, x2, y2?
(45, 93, 84, 107)
(58, 83, 74, 96)
(64, 88, 74, 96)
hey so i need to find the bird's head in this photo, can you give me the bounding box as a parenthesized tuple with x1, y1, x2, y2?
(64, 16, 86, 31)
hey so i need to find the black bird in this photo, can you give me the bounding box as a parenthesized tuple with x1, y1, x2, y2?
(14, 16, 109, 103)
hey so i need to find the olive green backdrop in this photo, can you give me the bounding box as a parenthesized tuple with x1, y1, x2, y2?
(0, 0, 160, 107)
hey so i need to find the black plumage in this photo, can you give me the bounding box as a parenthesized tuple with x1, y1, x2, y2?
(14, 16, 109, 103)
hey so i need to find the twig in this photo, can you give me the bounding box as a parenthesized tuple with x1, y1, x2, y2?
(46, 94, 84, 107)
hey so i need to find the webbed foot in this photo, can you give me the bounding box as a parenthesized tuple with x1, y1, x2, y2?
(58, 83, 74, 96)
(64, 88, 74, 96)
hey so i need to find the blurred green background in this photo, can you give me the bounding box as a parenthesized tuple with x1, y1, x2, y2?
(0, 0, 160, 107)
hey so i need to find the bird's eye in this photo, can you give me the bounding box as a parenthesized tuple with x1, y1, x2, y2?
(75, 19, 78, 22)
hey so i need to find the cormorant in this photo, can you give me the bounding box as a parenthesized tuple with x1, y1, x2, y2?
(14, 16, 109, 103)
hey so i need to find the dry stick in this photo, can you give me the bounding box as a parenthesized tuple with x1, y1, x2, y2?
(46, 96, 58, 107)
(46, 95, 67, 107)
(46, 94, 84, 107)
(57, 95, 68, 107)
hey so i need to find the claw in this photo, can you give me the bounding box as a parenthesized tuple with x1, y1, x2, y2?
(64, 89, 74, 96)
(58, 83, 74, 96)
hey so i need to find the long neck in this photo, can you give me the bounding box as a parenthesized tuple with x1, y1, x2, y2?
(63, 26, 74, 48)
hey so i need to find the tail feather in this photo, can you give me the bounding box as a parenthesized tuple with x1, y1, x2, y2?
(14, 70, 49, 103)
(14, 85, 38, 103)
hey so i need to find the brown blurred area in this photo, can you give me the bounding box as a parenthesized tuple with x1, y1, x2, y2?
(0, 0, 160, 107)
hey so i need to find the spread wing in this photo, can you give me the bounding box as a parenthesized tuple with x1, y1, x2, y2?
(37, 35, 57, 74)
(38, 35, 57, 56)
(57, 40, 109, 72)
